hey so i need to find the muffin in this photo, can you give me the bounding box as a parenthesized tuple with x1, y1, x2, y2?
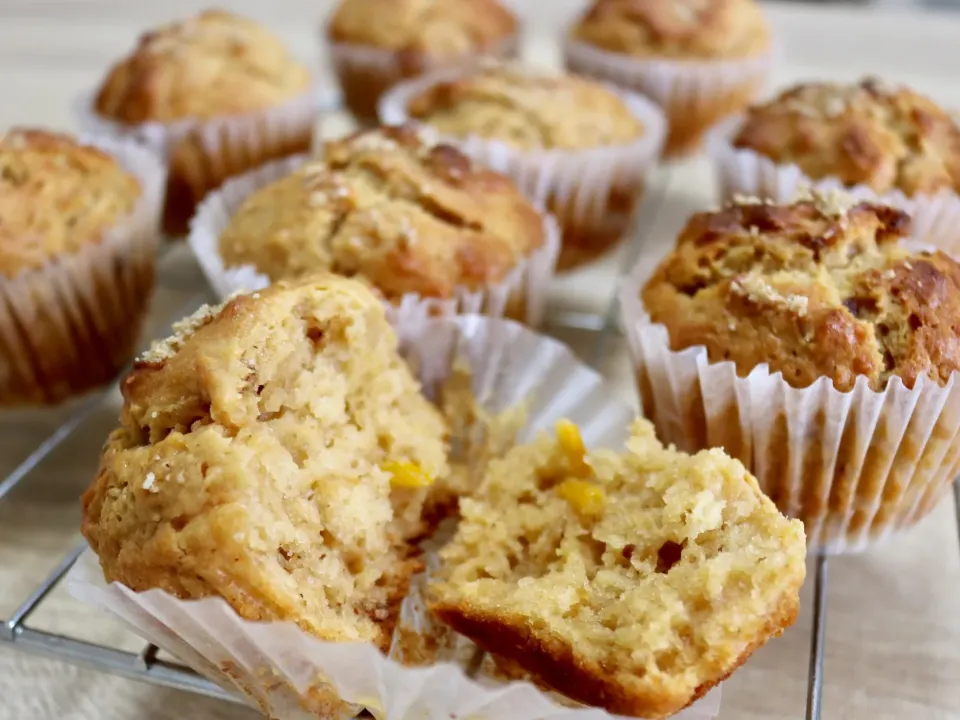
(80, 9, 317, 235)
(432, 418, 806, 718)
(621, 191, 960, 552)
(80, 309, 735, 717)
(81, 274, 457, 649)
(712, 78, 960, 250)
(0, 128, 163, 407)
(188, 124, 559, 327)
(380, 62, 665, 270)
(564, 0, 774, 157)
(325, 0, 519, 124)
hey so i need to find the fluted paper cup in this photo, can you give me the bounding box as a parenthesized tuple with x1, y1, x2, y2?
(0, 135, 164, 406)
(74, 84, 322, 235)
(619, 266, 960, 555)
(378, 69, 666, 271)
(69, 315, 721, 720)
(187, 154, 561, 332)
(707, 122, 960, 253)
(563, 38, 776, 158)
(328, 36, 520, 126)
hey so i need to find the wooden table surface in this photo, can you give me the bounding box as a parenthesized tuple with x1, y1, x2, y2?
(3, 1, 960, 719)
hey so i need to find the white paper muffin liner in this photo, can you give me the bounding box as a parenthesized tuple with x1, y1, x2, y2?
(707, 121, 960, 252)
(69, 314, 721, 720)
(74, 83, 321, 232)
(0, 134, 165, 405)
(328, 36, 520, 124)
(378, 68, 666, 269)
(562, 38, 777, 155)
(619, 265, 960, 555)
(187, 154, 562, 331)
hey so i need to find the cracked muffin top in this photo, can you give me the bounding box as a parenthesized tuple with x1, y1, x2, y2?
(218, 124, 545, 300)
(95, 9, 311, 123)
(405, 61, 645, 150)
(732, 78, 960, 197)
(81, 275, 451, 648)
(0, 128, 142, 277)
(568, 0, 770, 60)
(642, 192, 960, 392)
(327, 0, 517, 58)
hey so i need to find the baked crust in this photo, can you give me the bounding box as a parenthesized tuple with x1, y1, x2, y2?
(569, 0, 769, 60)
(0, 127, 141, 277)
(81, 275, 451, 647)
(95, 9, 311, 123)
(431, 419, 806, 718)
(732, 78, 960, 196)
(327, 0, 517, 60)
(406, 62, 645, 150)
(642, 192, 960, 391)
(218, 124, 544, 299)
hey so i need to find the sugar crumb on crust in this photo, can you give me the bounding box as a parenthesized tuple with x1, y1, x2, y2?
(430, 418, 805, 718)
(218, 123, 545, 300)
(139, 296, 234, 363)
(733, 78, 960, 197)
(326, 0, 517, 58)
(82, 274, 451, 648)
(94, 9, 311, 123)
(405, 61, 645, 150)
(642, 195, 960, 391)
(0, 127, 142, 277)
(569, 0, 770, 60)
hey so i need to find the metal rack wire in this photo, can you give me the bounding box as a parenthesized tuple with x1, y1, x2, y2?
(0, 163, 954, 720)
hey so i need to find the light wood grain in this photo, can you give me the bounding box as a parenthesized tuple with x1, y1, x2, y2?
(3, 2, 960, 719)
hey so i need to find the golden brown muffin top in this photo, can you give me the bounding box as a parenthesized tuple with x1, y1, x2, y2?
(569, 0, 769, 60)
(82, 275, 450, 646)
(218, 124, 545, 299)
(732, 79, 960, 197)
(327, 0, 517, 58)
(642, 192, 960, 392)
(405, 62, 645, 150)
(0, 128, 142, 278)
(95, 9, 312, 124)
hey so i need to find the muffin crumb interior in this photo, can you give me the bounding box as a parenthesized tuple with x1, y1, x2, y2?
(431, 418, 805, 718)
(82, 275, 452, 649)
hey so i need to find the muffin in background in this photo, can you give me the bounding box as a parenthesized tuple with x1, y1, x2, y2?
(325, 0, 519, 125)
(0, 128, 164, 406)
(81, 274, 451, 650)
(189, 124, 560, 328)
(80, 9, 317, 235)
(564, 0, 773, 157)
(621, 191, 960, 553)
(712, 78, 960, 250)
(380, 62, 665, 270)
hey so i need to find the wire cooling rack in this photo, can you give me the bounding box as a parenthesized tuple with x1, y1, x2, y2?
(0, 160, 956, 720)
